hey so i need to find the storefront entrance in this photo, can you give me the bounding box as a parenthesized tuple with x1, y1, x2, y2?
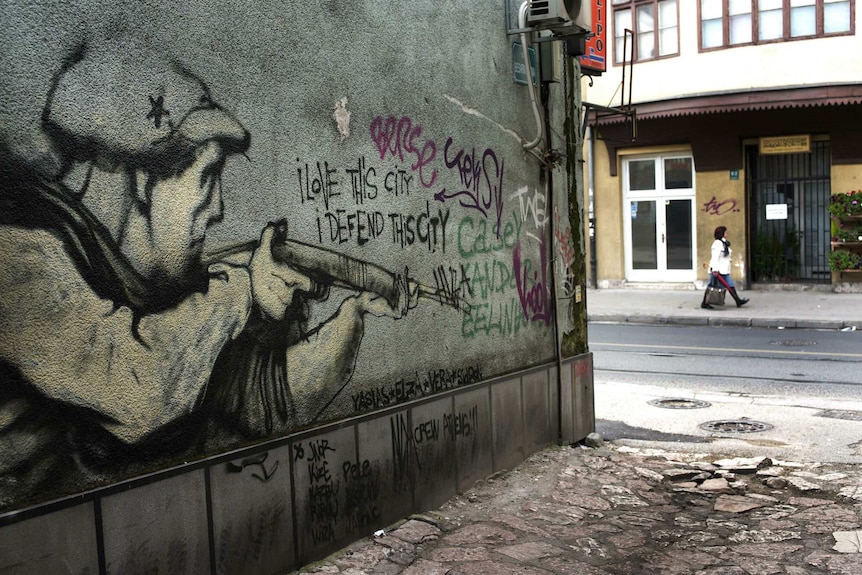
(623, 155, 696, 282)
(746, 140, 831, 283)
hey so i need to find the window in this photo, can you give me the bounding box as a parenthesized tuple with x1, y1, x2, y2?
(699, 0, 852, 49)
(613, 0, 679, 64)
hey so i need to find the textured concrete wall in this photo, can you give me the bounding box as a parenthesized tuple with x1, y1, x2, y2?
(0, 0, 591, 570)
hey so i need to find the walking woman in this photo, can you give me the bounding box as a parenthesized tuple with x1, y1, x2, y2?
(701, 226, 750, 309)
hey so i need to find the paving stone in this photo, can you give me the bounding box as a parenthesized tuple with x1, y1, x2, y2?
(490, 514, 552, 538)
(806, 549, 862, 574)
(727, 530, 802, 543)
(642, 549, 721, 574)
(714, 495, 770, 513)
(428, 546, 491, 562)
(757, 519, 797, 531)
(634, 466, 665, 482)
(713, 457, 772, 473)
(792, 505, 862, 534)
(453, 561, 552, 575)
(496, 541, 565, 561)
(838, 485, 862, 501)
(663, 468, 702, 481)
(375, 534, 417, 554)
(700, 478, 730, 491)
(552, 490, 611, 510)
(539, 556, 614, 574)
(695, 566, 747, 575)
(832, 530, 862, 553)
(690, 461, 718, 472)
(401, 559, 448, 575)
(746, 493, 779, 503)
(789, 470, 819, 478)
(732, 542, 803, 558)
(442, 523, 517, 545)
(749, 504, 798, 520)
(785, 477, 821, 491)
(816, 472, 849, 481)
(601, 485, 648, 507)
(765, 477, 788, 489)
(732, 558, 783, 575)
(333, 544, 389, 570)
(705, 517, 747, 530)
(605, 531, 647, 551)
(613, 511, 663, 527)
(788, 496, 832, 507)
(389, 519, 442, 544)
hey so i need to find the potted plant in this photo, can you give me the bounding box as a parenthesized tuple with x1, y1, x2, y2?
(828, 190, 862, 218)
(831, 221, 862, 243)
(828, 250, 862, 272)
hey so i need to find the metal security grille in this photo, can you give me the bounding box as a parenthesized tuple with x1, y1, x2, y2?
(747, 141, 831, 283)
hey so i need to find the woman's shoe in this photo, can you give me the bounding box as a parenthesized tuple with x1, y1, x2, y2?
(736, 298, 749, 307)
(701, 302, 713, 309)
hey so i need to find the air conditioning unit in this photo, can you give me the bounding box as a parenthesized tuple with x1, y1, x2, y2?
(525, 0, 592, 35)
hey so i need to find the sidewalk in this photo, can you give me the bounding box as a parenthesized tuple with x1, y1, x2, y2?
(286, 287, 862, 574)
(289, 444, 862, 574)
(587, 286, 862, 330)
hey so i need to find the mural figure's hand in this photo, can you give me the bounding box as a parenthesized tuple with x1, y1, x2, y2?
(357, 267, 419, 319)
(250, 224, 314, 320)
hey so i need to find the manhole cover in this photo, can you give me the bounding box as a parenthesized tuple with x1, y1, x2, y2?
(816, 409, 862, 421)
(771, 340, 817, 346)
(648, 398, 712, 409)
(700, 420, 774, 434)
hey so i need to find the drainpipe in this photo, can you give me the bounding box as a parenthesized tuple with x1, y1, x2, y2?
(587, 125, 596, 287)
(540, 82, 562, 445)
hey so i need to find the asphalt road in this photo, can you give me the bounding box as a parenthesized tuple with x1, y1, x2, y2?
(589, 323, 862, 463)
(590, 322, 862, 398)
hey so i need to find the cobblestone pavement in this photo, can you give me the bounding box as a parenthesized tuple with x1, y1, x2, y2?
(289, 444, 862, 575)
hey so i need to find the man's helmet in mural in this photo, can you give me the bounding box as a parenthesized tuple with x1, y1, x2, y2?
(41, 38, 250, 175)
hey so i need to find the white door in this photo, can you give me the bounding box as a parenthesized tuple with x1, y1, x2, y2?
(623, 155, 697, 282)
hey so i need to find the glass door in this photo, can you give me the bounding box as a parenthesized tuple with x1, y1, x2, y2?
(623, 155, 696, 282)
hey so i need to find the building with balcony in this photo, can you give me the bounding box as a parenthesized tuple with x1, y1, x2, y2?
(584, 0, 861, 290)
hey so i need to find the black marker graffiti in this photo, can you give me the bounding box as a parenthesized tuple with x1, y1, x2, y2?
(225, 452, 279, 483)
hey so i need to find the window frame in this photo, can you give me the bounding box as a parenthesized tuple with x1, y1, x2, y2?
(698, 0, 855, 51)
(612, 0, 680, 65)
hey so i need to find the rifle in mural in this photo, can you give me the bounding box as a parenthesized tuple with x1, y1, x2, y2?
(207, 219, 471, 314)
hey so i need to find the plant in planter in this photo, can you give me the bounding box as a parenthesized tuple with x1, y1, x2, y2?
(828, 250, 862, 272)
(828, 190, 862, 218)
(831, 221, 862, 243)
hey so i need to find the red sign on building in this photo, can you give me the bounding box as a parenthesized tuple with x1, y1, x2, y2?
(579, 0, 606, 74)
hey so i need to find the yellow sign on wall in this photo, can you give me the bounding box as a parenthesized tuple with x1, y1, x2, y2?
(759, 134, 811, 155)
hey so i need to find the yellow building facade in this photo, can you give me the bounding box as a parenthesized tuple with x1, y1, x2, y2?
(584, 0, 862, 291)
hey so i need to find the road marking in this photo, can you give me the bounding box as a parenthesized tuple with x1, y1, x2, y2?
(591, 342, 862, 359)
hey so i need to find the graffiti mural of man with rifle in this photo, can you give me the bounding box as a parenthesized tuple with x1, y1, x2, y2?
(0, 38, 458, 505)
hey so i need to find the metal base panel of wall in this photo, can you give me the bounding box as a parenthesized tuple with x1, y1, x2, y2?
(0, 354, 593, 574)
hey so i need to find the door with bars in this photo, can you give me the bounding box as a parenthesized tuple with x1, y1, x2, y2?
(746, 141, 831, 283)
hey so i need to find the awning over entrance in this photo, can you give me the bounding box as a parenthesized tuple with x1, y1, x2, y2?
(592, 84, 862, 175)
(593, 84, 862, 125)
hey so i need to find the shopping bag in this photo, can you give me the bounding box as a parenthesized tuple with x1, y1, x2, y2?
(705, 286, 726, 306)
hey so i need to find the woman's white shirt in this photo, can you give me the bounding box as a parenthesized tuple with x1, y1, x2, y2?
(710, 239, 732, 275)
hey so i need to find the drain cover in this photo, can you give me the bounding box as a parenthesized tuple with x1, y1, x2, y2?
(816, 409, 862, 421)
(700, 420, 773, 434)
(771, 340, 817, 346)
(648, 398, 712, 409)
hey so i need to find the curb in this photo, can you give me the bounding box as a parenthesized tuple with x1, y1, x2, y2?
(588, 314, 858, 330)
